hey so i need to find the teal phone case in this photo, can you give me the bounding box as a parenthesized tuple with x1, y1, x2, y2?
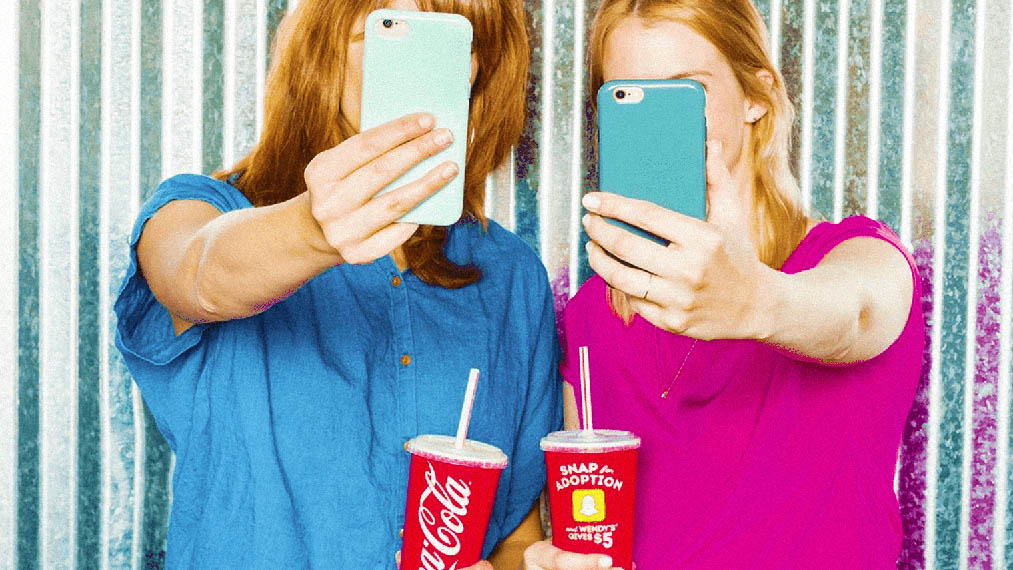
(597, 79, 707, 244)
(361, 10, 472, 226)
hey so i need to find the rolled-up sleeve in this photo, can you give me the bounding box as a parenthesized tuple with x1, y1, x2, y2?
(113, 174, 252, 451)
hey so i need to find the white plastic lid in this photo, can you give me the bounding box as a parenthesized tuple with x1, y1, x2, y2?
(405, 434, 508, 469)
(539, 429, 641, 452)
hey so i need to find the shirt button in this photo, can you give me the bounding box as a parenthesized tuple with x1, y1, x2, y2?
(400, 354, 411, 366)
(391, 275, 402, 287)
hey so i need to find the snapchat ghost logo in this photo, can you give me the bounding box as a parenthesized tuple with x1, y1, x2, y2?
(572, 489, 605, 522)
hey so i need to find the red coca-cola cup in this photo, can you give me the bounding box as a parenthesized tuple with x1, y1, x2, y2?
(541, 430, 641, 570)
(401, 434, 508, 570)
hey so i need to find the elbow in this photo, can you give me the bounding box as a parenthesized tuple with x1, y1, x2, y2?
(188, 232, 228, 321)
(857, 302, 874, 337)
(189, 232, 282, 321)
(193, 273, 225, 318)
(824, 300, 874, 365)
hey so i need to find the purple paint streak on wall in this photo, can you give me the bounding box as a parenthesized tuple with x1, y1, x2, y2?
(551, 267, 571, 351)
(968, 215, 1002, 570)
(898, 237, 934, 570)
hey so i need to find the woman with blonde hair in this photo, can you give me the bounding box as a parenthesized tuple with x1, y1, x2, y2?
(114, 0, 559, 567)
(523, 0, 923, 568)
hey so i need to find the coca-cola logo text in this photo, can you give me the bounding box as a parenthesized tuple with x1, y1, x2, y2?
(417, 461, 472, 570)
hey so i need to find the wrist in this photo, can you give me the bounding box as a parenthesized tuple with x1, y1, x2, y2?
(289, 192, 342, 264)
(749, 265, 786, 343)
(750, 266, 860, 362)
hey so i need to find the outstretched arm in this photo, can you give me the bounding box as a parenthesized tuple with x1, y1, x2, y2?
(581, 142, 913, 364)
(138, 113, 458, 333)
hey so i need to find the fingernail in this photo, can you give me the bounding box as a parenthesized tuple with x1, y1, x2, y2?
(442, 163, 459, 178)
(585, 241, 593, 252)
(708, 140, 722, 154)
(598, 555, 613, 568)
(418, 114, 434, 129)
(582, 194, 601, 211)
(435, 128, 453, 146)
(582, 213, 591, 227)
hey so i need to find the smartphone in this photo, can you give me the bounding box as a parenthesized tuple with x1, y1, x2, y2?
(361, 10, 473, 226)
(596, 79, 707, 245)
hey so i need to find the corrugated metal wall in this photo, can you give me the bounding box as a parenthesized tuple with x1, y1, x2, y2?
(3, 0, 1012, 568)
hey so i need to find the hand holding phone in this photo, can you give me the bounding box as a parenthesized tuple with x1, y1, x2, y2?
(361, 10, 473, 226)
(596, 79, 707, 244)
(304, 113, 458, 266)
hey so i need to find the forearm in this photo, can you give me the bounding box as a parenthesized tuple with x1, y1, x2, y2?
(489, 542, 529, 570)
(489, 503, 544, 570)
(757, 265, 867, 363)
(188, 192, 340, 321)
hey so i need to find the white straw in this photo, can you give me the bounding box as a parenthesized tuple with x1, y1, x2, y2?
(579, 346, 593, 432)
(455, 368, 480, 449)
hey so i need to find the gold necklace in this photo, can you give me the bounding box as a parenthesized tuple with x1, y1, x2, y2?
(656, 330, 699, 399)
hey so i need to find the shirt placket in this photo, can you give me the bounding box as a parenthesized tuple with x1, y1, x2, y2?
(387, 264, 418, 441)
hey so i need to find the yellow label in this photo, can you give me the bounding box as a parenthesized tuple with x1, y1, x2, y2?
(571, 489, 606, 522)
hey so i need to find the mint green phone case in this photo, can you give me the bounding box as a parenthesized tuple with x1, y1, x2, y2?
(597, 79, 707, 245)
(361, 10, 472, 226)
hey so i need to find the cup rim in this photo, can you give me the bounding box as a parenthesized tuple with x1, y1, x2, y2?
(539, 429, 641, 452)
(405, 434, 509, 468)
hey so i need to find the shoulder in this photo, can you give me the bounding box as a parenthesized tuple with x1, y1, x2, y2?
(789, 215, 919, 300)
(784, 215, 914, 274)
(561, 275, 620, 334)
(158, 173, 230, 193)
(129, 174, 253, 252)
(792, 216, 923, 344)
(566, 274, 608, 314)
(470, 218, 544, 268)
(146, 174, 253, 216)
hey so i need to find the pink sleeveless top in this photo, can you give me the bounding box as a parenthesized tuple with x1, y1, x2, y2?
(560, 216, 924, 570)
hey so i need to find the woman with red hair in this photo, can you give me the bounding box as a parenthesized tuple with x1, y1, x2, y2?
(525, 0, 923, 568)
(114, 1, 559, 568)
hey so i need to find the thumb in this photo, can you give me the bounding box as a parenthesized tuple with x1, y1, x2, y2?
(524, 540, 614, 570)
(704, 140, 742, 230)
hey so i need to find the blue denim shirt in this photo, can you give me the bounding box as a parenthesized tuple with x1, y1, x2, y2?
(115, 174, 562, 569)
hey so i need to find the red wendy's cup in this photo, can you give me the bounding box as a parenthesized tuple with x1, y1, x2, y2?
(541, 430, 641, 570)
(401, 434, 508, 570)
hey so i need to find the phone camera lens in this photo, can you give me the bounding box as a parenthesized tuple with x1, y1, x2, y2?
(615, 90, 626, 100)
(382, 19, 393, 28)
